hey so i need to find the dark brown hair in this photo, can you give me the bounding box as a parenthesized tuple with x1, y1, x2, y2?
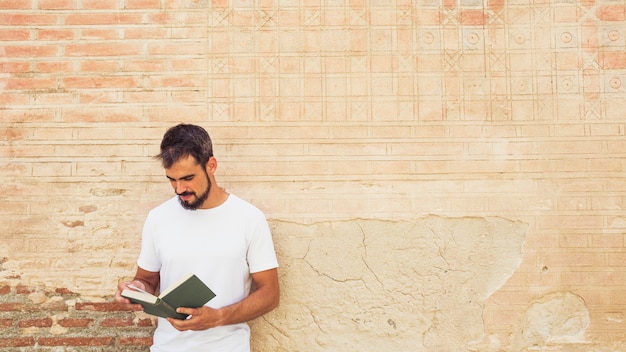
(155, 124, 213, 168)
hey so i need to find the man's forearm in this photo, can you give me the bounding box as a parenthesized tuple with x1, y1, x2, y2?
(218, 283, 280, 326)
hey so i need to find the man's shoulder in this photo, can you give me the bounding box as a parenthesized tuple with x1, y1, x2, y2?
(227, 194, 264, 216)
(148, 196, 180, 215)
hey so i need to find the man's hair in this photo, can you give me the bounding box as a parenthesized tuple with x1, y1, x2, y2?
(155, 124, 214, 168)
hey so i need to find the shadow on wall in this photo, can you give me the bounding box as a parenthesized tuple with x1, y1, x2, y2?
(251, 216, 534, 351)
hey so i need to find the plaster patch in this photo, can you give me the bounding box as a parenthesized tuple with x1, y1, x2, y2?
(510, 292, 590, 350)
(256, 216, 527, 351)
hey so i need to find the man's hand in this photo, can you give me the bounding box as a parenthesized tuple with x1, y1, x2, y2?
(114, 280, 146, 311)
(168, 268, 279, 332)
(114, 268, 160, 311)
(167, 306, 225, 331)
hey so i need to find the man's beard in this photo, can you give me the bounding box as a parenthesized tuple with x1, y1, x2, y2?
(177, 172, 211, 210)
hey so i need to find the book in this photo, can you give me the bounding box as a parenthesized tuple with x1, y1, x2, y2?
(121, 273, 216, 320)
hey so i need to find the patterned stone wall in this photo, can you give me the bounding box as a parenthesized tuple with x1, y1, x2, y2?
(1, 0, 625, 350)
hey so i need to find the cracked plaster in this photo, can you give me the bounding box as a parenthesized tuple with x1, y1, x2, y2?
(251, 216, 528, 351)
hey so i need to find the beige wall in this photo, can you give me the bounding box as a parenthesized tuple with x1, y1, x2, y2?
(1, 0, 626, 350)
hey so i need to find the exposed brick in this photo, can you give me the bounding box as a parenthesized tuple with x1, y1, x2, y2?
(18, 317, 53, 328)
(76, 301, 128, 312)
(138, 318, 155, 327)
(0, 319, 13, 328)
(119, 336, 153, 346)
(38, 337, 115, 346)
(0, 303, 29, 312)
(100, 318, 134, 327)
(57, 318, 94, 328)
(55, 288, 77, 295)
(0, 286, 10, 295)
(17, 285, 47, 295)
(0, 337, 36, 348)
(0, 301, 68, 312)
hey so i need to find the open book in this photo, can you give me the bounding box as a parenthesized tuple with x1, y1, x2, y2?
(121, 273, 216, 319)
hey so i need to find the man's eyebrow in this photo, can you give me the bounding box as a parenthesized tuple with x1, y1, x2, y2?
(166, 174, 195, 181)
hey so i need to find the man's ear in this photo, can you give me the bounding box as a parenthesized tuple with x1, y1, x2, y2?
(206, 157, 217, 173)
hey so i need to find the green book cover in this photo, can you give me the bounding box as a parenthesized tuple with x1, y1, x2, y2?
(122, 273, 216, 320)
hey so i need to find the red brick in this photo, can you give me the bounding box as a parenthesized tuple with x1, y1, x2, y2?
(3, 45, 58, 57)
(76, 302, 128, 312)
(57, 318, 93, 328)
(138, 318, 155, 327)
(459, 10, 488, 26)
(62, 76, 138, 89)
(0, 62, 30, 73)
(0, 303, 29, 311)
(600, 52, 626, 69)
(119, 336, 153, 346)
(99, 318, 134, 327)
(17, 285, 48, 294)
(125, 28, 169, 40)
(597, 5, 625, 21)
(80, 60, 120, 72)
(0, 285, 10, 294)
(125, 0, 160, 8)
(38, 337, 114, 346)
(0, 0, 31, 9)
(6, 77, 57, 90)
(0, 319, 12, 328)
(55, 288, 76, 295)
(442, 0, 454, 9)
(0, 301, 68, 312)
(0, 29, 30, 41)
(81, 29, 122, 40)
(64, 13, 141, 25)
(0, 337, 35, 348)
(36, 61, 73, 73)
(488, 0, 504, 12)
(39, 0, 75, 9)
(65, 43, 142, 56)
(38, 29, 75, 40)
(81, 0, 120, 9)
(18, 318, 53, 328)
(0, 13, 58, 26)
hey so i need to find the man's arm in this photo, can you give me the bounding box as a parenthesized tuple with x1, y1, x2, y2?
(168, 268, 279, 331)
(114, 267, 160, 304)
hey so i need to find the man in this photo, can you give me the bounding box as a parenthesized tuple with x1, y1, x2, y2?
(115, 123, 280, 352)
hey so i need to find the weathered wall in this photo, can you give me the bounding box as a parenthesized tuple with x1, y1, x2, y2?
(260, 217, 527, 351)
(1, 0, 626, 350)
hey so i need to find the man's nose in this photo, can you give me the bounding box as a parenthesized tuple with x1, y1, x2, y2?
(174, 182, 185, 194)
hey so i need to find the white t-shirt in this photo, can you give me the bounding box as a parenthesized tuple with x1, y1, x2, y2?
(137, 194, 279, 352)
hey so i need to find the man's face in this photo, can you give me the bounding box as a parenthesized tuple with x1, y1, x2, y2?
(165, 155, 211, 210)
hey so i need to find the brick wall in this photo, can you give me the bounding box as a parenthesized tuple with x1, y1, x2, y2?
(1, 0, 626, 350)
(0, 284, 154, 351)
